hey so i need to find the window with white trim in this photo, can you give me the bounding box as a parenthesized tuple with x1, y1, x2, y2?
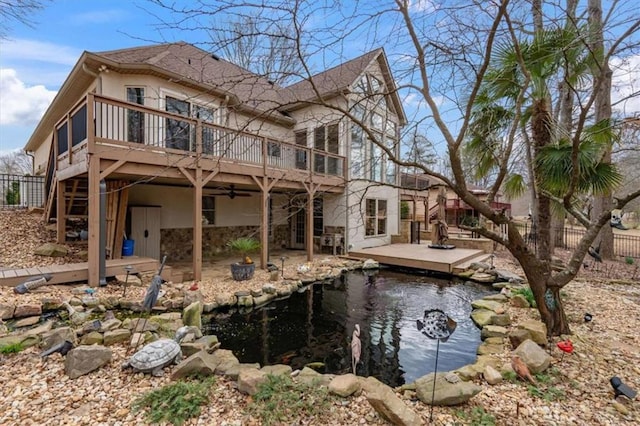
(126, 87, 145, 143)
(365, 199, 387, 236)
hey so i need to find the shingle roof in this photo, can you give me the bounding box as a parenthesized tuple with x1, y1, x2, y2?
(94, 42, 289, 115)
(282, 49, 383, 104)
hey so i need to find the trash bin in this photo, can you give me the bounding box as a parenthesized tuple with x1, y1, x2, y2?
(122, 239, 135, 256)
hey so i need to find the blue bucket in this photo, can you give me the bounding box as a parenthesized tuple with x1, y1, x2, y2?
(122, 239, 135, 256)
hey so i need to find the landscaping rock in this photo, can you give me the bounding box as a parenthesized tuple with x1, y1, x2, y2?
(99, 318, 122, 332)
(214, 293, 237, 307)
(509, 328, 532, 349)
(261, 364, 292, 377)
(115, 274, 142, 287)
(362, 259, 380, 269)
(471, 309, 495, 327)
(103, 329, 131, 346)
(495, 269, 524, 283)
(0, 303, 15, 320)
(262, 283, 277, 294)
(211, 349, 240, 376)
(329, 373, 361, 397)
(41, 297, 64, 311)
(471, 299, 503, 312)
(253, 293, 274, 307)
(363, 376, 422, 425)
(483, 294, 508, 302)
(510, 294, 531, 308)
(481, 325, 508, 340)
(224, 363, 260, 381)
(14, 304, 42, 318)
(296, 366, 329, 386)
(80, 331, 104, 345)
(470, 272, 496, 283)
(171, 350, 217, 380)
(237, 368, 268, 395)
(513, 339, 551, 374)
(34, 242, 68, 257)
(183, 289, 204, 307)
(518, 319, 548, 345)
(477, 343, 503, 355)
(14, 316, 40, 327)
(483, 365, 503, 385)
(41, 327, 77, 350)
(491, 313, 511, 326)
(237, 294, 253, 308)
(64, 345, 112, 379)
(182, 301, 203, 329)
(415, 372, 481, 406)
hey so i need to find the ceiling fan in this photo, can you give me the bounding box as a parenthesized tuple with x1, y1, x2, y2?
(209, 184, 251, 199)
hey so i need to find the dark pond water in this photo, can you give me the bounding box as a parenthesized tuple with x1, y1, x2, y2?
(204, 270, 495, 387)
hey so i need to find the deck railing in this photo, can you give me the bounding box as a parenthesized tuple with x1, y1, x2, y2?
(55, 93, 345, 178)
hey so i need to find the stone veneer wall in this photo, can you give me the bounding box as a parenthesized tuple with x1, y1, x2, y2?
(161, 225, 296, 261)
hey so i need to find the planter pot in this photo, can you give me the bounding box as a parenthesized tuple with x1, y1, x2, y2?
(230, 262, 256, 281)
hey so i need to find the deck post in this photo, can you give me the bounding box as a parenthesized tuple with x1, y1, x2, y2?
(56, 179, 65, 244)
(303, 183, 318, 262)
(260, 178, 269, 269)
(193, 121, 203, 281)
(87, 154, 100, 287)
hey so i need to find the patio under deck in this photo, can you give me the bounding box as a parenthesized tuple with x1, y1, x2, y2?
(0, 257, 170, 287)
(348, 242, 490, 274)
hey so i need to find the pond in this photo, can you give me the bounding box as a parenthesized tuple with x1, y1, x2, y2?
(204, 269, 496, 387)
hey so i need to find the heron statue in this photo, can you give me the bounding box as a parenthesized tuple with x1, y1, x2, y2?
(351, 324, 361, 375)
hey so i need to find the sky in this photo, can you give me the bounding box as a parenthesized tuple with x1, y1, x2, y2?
(0, 0, 639, 157)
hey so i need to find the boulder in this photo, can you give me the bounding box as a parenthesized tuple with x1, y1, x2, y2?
(64, 345, 112, 379)
(237, 368, 269, 395)
(237, 294, 254, 308)
(329, 374, 361, 397)
(171, 350, 218, 380)
(23, 320, 53, 336)
(415, 372, 482, 406)
(41, 297, 64, 311)
(214, 293, 237, 308)
(103, 329, 131, 346)
(296, 367, 329, 386)
(483, 365, 503, 385)
(483, 293, 508, 302)
(510, 294, 531, 308)
(363, 376, 423, 425)
(513, 339, 551, 374)
(14, 316, 40, 328)
(261, 364, 292, 377)
(471, 299, 503, 313)
(126, 318, 159, 333)
(518, 320, 547, 345)
(481, 325, 508, 340)
(182, 301, 203, 329)
(508, 329, 532, 349)
(99, 318, 123, 332)
(469, 272, 496, 283)
(224, 363, 260, 381)
(183, 289, 204, 307)
(253, 293, 275, 307)
(41, 327, 77, 350)
(495, 269, 524, 283)
(203, 302, 218, 313)
(34, 243, 68, 257)
(262, 284, 277, 294)
(477, 343, 503, 355)
(471, 309, 495, 327)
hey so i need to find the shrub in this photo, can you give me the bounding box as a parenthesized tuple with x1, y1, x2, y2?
(0, 342, 24, 354)
(132, 377, 215, 426)
(227, 237, 260, 264)
(454, 406, 496, 426)
(246, 374, 334, 425)
(625, 256, 634, 265)
(513, 287, 536, 307)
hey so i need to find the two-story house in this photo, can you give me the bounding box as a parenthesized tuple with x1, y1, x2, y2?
(24, 42, 406, 285)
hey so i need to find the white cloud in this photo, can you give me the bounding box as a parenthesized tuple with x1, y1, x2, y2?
(0, 38, 79, 66)
(0, 69, 57, 126)
(409, 0, 438, 13)
(611, 54, 640, 116)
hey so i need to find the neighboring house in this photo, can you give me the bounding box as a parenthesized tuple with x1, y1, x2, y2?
(25, 42, 406, 285)
(399, 171, 511, 228)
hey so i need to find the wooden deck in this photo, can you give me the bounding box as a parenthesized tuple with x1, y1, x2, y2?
(349, 242, 490, 274)
(0, 257, 169, 287)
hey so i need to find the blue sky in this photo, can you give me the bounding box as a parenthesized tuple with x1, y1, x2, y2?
(1, 0, 638, 157)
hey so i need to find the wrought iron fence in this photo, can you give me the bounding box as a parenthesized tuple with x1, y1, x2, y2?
(0, 174, 45, 209)
(513, 222, 640, 259)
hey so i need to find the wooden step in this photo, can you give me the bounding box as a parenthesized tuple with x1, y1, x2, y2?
(452, 253, 492, 273)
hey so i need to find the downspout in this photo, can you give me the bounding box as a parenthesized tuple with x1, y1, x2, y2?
(25, 151, 35, 175)
(99, 179, 107, 286)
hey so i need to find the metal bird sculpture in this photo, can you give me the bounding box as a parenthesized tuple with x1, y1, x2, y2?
(587, 245, 602, 263)
(351, 324, 361, 375)
(40, 340, 74, 358)
(511, 355, 536, 383)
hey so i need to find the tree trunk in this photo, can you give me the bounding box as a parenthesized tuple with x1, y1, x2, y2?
(589, 0, 614, 259)
(532, 99, 553, 261)
(525, 265, 572, 337)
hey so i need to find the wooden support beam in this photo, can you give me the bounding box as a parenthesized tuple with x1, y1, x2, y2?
(66, 179, 79, 215)
(192, 121, 203, 281)
(99, 159, 126, 180)
(178, 166, 196, 186)
(260, 177, 269, 269)
(87, 155, 100, 287)
(302, 182, 319, 262)
(56, 179, 66, 244)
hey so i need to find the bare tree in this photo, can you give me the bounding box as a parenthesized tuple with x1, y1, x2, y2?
(0, 0, 48, 38)
(147, 0, 640, 336)
(0, 150, 32, 175)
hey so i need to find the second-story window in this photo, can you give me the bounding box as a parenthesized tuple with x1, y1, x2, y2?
(294, 130, 308, 170)
(313, 123, 340, 175)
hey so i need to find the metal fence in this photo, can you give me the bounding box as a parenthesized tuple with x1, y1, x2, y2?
(514, 222, 640, 259)
(0, 174, 45, 209)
